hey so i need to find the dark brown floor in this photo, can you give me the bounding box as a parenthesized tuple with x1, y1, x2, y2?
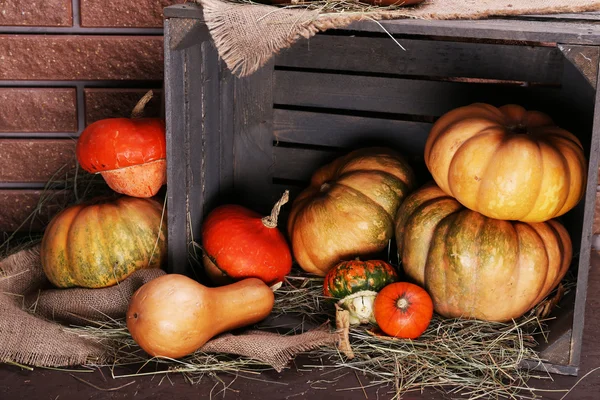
(2, 252, 600, 400)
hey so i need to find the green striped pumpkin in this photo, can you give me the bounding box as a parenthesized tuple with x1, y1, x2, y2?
(324, 259, 399, 325)
(40, 196, 167, 288)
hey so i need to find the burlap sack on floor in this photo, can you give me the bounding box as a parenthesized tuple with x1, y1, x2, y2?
(0, 245, 338, 371)
(195, 0, 600, 77)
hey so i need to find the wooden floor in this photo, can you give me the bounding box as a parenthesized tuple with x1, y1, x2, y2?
(1, 252, 600, 400)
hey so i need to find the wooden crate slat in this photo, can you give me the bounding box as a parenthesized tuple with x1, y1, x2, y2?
(273, 108, 431, 154)
(274, 70, 561, 118)
(275, 35, 563, 84)
(346, 18, 600, 45)
(273, 146, 343, 182)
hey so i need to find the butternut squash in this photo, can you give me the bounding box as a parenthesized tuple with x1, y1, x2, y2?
(126, 274, 275, 359)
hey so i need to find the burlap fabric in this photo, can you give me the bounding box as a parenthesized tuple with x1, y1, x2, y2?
(195, 0, 600, 76)
(0, 245, 338, 371)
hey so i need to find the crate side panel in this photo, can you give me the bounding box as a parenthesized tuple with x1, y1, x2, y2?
(165, 20, 189, 275)
(232, 61, 277, 212)
(563, 54, 600, 369)
(276, 36, 563, 84)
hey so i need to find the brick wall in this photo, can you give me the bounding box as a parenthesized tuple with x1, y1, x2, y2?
(0, 0, 184, 234)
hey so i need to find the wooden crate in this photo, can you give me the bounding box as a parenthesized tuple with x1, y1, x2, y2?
(163, 4, 600, 376)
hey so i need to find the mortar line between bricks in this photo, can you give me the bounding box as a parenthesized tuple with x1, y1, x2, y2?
(0, 183, 49, 190)
(76, 83, 86, 133)
(0, 27, 164, 35)
(0, 133, 79, 139)
(72, 0, 80, 27)
(0, 81, 163, 88)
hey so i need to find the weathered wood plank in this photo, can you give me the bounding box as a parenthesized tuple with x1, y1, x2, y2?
(0, 139, 76, 183)
(559, 45, 600, 89)
(276, 35, 563, 84)
(594, 191, 600, 234)
(521, 12, 600, 21)
(232, 60, 276, 211)
(273, 109, 431, 154)
(165, 18, 189, 274)
(274, 70, 561, 118)
(345, 18, 600, 45)
(273, 146, 343, 182)
(566, 55, 600, 370)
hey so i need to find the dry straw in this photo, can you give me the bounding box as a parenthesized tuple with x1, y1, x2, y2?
(62, 267, 574, 400)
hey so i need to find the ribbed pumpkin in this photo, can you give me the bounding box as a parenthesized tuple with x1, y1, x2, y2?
(287, 147, 416, 276)
(424, 103, 587, 222)
(201, 191, 292, 287)
(395, 182, 572, 322)
(76, 91, 166, 198)
(40, 196, 167, 288)
(323, 259, 399, 325)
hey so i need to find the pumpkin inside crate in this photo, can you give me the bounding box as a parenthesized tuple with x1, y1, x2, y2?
(164, 6, 598, 376)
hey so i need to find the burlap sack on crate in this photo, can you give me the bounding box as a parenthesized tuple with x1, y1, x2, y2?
(195, 0, 600, 77)
(0, 244, 338, 371)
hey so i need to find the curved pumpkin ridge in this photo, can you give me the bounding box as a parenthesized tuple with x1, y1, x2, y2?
(446, 128, 505, 213)
(294, 196, 338, 276)
(121, 198, 164, 268)
(512, 223, 548, 318)
(424, 103, 504, 166)
(446, 210, 487, 319)
(402, 196, 461, 285)
(474, 134, 543, 221)
(336, 170, 411, 217)
(339, 151, 416, 190)
(429, 118, 502, 196)
(548, 135, 587, 218)
(41, 205, 83, 288)
(423, 212, 456, 318)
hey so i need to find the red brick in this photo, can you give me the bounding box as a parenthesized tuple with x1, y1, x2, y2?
(80, 0, 185, 28)
(0, 190, 69, 232)
(0, 35, 164, 81)
(85, 88, 162, 125)
(0, 139, 77, 183)
(0, 0, 72, 27)
(0, 88, 77, 133)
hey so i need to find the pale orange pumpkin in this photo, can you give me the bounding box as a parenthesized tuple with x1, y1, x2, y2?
(424, 103, 587, 222)
(287, 147, 416, 276)
(395, 182, 572, 322)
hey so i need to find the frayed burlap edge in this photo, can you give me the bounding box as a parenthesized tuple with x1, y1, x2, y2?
(197, 0, 600, 77)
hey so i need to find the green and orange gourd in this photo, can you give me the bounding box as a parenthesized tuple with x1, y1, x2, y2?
(40, 196, 167, 289)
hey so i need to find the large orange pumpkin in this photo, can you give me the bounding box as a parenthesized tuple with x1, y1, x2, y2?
(287, 147, 416, 276)
(395, 182, 572, 322)
(40, 196, 167, 288)
(424, 103, 587, 222)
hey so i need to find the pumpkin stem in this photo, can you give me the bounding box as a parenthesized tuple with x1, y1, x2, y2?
(397, 297, 409, 311)
(508, 124, 528, 134)
(131, 90, 154, 119)
(262, 190, 290, 228)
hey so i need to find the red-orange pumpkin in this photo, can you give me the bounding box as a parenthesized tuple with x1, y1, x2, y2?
(287, 147, 416, 276)
(40, 196, 167, 289)
(201, 191, 292, 287)
(76, 91, 166, 198)
(395, 182, 572, 322)
(374, 282, 433, 339)
(424, 103, 587, 222)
